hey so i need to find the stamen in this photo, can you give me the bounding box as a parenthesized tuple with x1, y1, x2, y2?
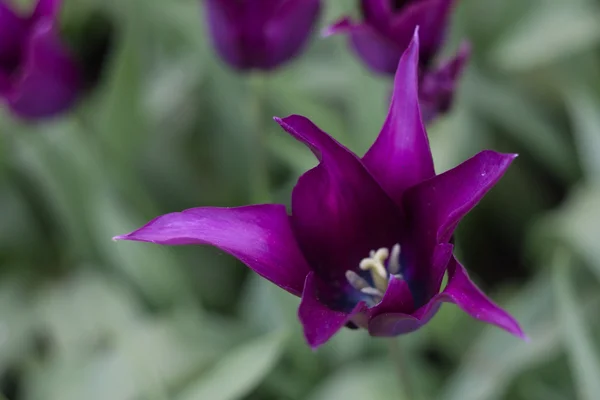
(359, 248, 390, 292)
(360, 287, 384, 298)
(388, 244, 401, 274)
(345, 270, 370, 291)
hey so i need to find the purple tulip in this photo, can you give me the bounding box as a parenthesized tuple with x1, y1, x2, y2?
(204, 0, 322, 71)
(0, 0, 81, 120)
(326, 0, 468, 122)
(114, 32, 524, 349)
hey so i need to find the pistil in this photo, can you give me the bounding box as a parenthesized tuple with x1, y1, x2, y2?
(360, 248, 390, 292)
(345, 244, 403, 302)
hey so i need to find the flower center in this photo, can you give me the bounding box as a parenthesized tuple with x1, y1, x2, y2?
(391, 0, 412, 11)
(345, 244, 402, 302)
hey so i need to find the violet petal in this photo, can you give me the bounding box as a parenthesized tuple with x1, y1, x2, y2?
(31, 0, 61, 21)
(0, 3, 26, 64)
(114, 204, 312, 297)
(204, 0, 246, 69)
(264, 0, 321, 69)
(6, 20, 81, 119)
(367, 242, 453, 335)
(369, 255, 525, 338)
(275, 114, 403, 284)
(360, 0, 393, 27)
(404, 151, 516, 249)
(363, 30, 434, 205)
(439, 257, 526, 338)
(420, 41, 471, 123)
(389, 0, 455, 65)
(299, 272, 367, 349)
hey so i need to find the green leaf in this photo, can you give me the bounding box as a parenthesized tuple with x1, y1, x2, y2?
(543, 185, 600, 282)
(307, 360, 400, 400)
(491, 2, 600, 71)
(176, 330, 289, 400)
(440, 274, 561, 400)
(463, 70, 578, 183)
(564, 87, 600, 181)
(553, 248, 600, 400)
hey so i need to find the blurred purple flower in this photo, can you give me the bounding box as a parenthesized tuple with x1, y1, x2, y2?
(114, 32, 524, 349)
(0, 0, 82, 120)
(204, 0, 322, 71)
(326, 0, 468, 122)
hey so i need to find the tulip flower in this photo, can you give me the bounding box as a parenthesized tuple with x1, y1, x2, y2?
(0, 0, 81, 119)
(326, 0, 468, 122)
(204, 0, 322, 71)
(114, 31, 524, 348)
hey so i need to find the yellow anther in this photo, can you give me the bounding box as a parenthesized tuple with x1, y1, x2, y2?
(359, 248, 390, 292)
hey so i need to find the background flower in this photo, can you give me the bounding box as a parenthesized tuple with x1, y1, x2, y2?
(326, 0, 468, 121)
(204, 0, 322, 71)
(0, 0, 81, 119)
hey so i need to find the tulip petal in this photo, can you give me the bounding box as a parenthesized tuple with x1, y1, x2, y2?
(369, 275, 414, 317)
(6, 21, 81, 119)
(439, 257, 526, 338)
(204, 0, 246, 69)
(114, 204, 312, 297)
(362, 30, 434, 205)
(360, 0, 393, 26)
(404, 150, 516, 249)
(31, 0, 61, 21)
(390, 0, 456, 66)
(0, 3, 26, 64)
(369, 255, 524, 338)
(325, 17, 401, 75)
(275, 115, 403, 285)
(420, 41, 470, 123)
(299, 272, 367, 349)
(265, 0, 321, 68)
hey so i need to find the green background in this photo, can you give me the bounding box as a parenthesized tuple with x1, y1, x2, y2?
(1, 0, 600, 399)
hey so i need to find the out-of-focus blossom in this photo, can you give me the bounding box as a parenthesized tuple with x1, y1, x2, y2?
(114, 32, 524, 349)
(326, 0, 468, 121)
(204, 0, 322, 71)
(0, 0, 82, 120)
(419, 41, 470, 122)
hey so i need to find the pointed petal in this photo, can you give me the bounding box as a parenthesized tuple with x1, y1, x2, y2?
(369, 256, 526, 338)
(322, 16, 355, 37)
(369, 275, 414, 317)
(0, 3, 27, 64)
(420, 41, 471, 123)
(114, 204, 312, 297)
(368, 301, 441, 336)
(390, 0, 456, 66)
(367, 243, 453, 336)
(299, 272, 367, 349)
(275, 115, 403, 284)
(360, 0, 393, 26)
(325, 17, 401, 74)
(362, 30, 434, 204)
(440, 257, 526, 338)
(5, 21, 81, 119)
(348, 23, 402, 75)
(404, 150, 517, 249)
(204, 0, 246, 69)
(31, 0, 61, 21)
(264, 0, 321, 68)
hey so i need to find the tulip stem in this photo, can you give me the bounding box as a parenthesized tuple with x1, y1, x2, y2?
(247, 73, 271, 204)
(388, 338, 415, 399)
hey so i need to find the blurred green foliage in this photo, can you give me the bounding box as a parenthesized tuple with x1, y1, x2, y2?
(1, 0, 600, 399)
